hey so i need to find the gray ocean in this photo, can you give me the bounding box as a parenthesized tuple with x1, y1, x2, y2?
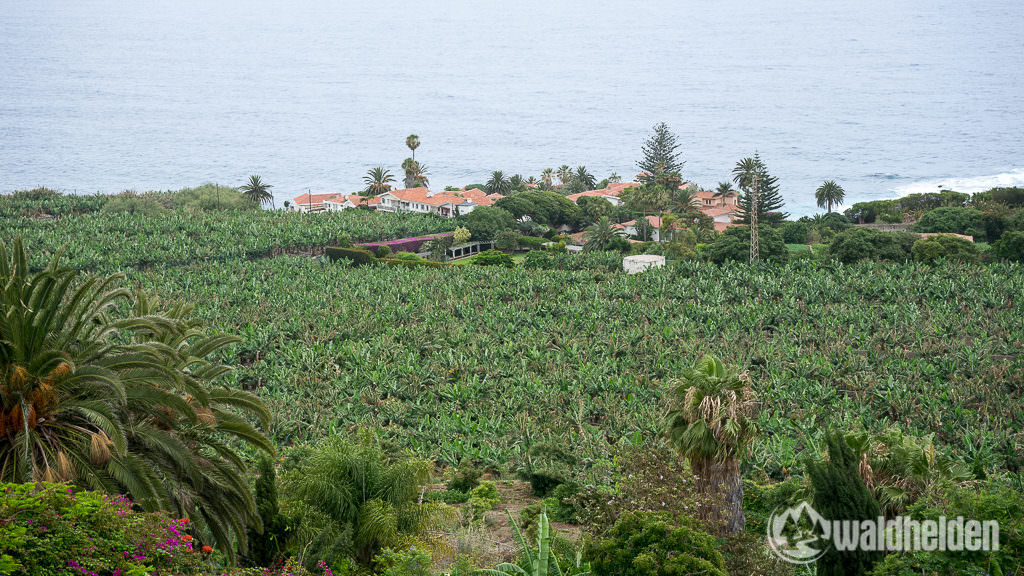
(2, 0, 1022, 215)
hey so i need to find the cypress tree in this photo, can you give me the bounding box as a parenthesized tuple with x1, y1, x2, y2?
(806, 432, 883, 576)
(637, 122, 684, 178)
(245, 455, 289, 567)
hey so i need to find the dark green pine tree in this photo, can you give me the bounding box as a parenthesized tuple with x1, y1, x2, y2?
(733, 154, 788, 225)
(637, 122, 684, 179)
(245, 455, 289, 567)
(806, 432, 884, 576)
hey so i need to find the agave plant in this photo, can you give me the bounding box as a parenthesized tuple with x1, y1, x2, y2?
(475, 507, 589, 576)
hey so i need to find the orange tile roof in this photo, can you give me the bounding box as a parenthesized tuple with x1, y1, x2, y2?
(701, 206, 739, 218)
(292, 192, 337, 206)
(385, 187, 495, 207)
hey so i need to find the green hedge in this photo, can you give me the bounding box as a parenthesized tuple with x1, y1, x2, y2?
(376, 258, 450, 269)
(325, 247, 375, 266)
(518, 236, 549, 249)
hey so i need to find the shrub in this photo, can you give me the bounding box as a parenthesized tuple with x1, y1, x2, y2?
(473, 249, 514, 267)
(867, 479, 1024, 575)
(374, 546, 433, 576)
(374, 245, 393, 258)
(987, 186, 1024, 207)
(325, 246, 375, 266)
(448, 468, 483, 493)
(453, 226, 472, 244)
(914, 207, 986, 239)
(392, 251, 425, 262)
(587, 512, 727, 576)
(606, 235, 633, 253)
(827, 228, 916, 264)
(467, 481, 501, 523)
(426, 489, 470, 504)
(495, 229, 521, 251)
(518, 235, 548, 250)
(0, 483, 206, 576)
(991, 230, 1024, 261)
(911, 235, 980, 263)
(707, 225, 788, 264)
(782, 220, 810, 244)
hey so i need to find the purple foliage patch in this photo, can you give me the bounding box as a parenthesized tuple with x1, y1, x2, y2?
(357, 232, 453, 254)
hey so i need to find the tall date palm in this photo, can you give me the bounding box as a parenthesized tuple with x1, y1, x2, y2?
(815, 180, 845, 213)
(363, 167, 395, 198)
(240, 175, 274, 208)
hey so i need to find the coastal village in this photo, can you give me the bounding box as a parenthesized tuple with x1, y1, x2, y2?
(288, 179, 742, 244)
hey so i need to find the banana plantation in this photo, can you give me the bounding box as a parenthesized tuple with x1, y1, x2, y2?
(3, 192, 1023, 575)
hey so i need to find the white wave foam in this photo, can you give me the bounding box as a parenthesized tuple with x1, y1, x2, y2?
(890, 169, 1024, 197)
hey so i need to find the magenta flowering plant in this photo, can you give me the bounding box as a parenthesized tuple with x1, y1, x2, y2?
(356, 232, 453, 254)
(0, 482, 206, 575)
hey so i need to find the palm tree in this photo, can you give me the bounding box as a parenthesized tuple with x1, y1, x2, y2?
(240, 175, 274, 208)
(509, 174, 525, 192)
(665, 356, 758, 534)
(486, 171, 512, 195)
(583, 216, 626, 252)
(284, 431, 453, 570)
(714, 181, 735, 198)
(815, 180, 845, 213)
(572, 166, 597, 193)
(525, 176, 538, 188)
(405, 134, 420, 161)
(409, 162, 430, 187)
(540, 168, 554, 189)
(667, 184, 697, 216)
(607, 172, 622, 184)
(363, 167, 395, 197)
(0, 239, 273, 559)
(556, 165, 572, 187)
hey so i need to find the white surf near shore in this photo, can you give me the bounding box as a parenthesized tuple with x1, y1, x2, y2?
(890, 169, 1024, 197)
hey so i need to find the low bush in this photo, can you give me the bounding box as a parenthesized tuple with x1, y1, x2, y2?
(374, 245, 392, 258)
(426, 489, 470, 504)
(473, 249, 514, 267)
(991, 230, 1024, 262)
(587, 512, 727, 576)
(782, 220, 810, 244)
(467, 481, 501, 523)
(912, 235, 980, 263)
(373, 547, 432, 576)
(325, 246, 375, 266)
(914, 207, 986, 239)
(828, 228, 917, 264)
(448, 468, 483, 493)
(518, 235, 548, 250)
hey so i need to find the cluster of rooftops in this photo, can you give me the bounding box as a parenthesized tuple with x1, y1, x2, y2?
(289, 181, 741, 233)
